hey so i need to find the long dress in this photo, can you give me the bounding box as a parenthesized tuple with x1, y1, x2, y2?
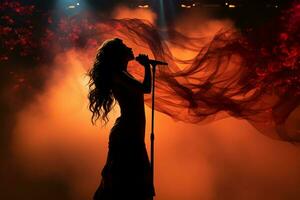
(93, 75, 155, 200)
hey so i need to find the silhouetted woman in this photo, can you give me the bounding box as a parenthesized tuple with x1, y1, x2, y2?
(88, 38, 155, 200)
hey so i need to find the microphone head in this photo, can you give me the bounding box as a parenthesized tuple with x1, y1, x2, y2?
(135, 55, 168, 66)
(151, 60, 168, 65)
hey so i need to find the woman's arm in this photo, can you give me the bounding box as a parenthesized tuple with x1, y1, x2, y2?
(113, 56, 152, 94)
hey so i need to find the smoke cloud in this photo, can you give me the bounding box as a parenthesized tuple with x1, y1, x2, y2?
(1, 3, 300, 200)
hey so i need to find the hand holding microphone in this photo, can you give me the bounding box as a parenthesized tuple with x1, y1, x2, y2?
(135, 54, 168, 66)
(135, 54, 150, 66)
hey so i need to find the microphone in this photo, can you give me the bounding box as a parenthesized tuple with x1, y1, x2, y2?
(135, 55, 168, 66)
(148, 59, 168, 66)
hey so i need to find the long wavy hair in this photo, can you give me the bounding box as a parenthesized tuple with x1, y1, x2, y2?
(87, 38, 125, 124)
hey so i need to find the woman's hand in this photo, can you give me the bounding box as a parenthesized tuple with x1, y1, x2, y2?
(136, 54, 150, 67)
(134, 54, 152, 93)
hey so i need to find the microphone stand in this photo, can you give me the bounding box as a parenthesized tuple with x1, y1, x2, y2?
(150, 63, 156, 200)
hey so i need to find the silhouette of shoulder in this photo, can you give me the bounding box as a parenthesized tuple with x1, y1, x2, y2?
(113, 70, 146, 93)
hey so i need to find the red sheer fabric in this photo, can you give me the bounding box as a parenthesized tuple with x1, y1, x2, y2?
(92, 4, 300, 142)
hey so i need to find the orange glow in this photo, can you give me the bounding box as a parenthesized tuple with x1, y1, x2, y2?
(10, 6, 300, 200)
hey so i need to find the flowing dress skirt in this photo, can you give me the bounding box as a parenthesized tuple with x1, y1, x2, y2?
(93, 118, 155, 200)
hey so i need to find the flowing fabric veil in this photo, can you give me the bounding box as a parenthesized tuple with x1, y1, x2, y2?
(93, 3, 300, 142)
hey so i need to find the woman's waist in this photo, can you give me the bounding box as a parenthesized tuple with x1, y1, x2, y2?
(116, 115, 146, 126)
(110, 125, 145, 137)
(109, 129, 146, 147)
(109, 117, 145, 142)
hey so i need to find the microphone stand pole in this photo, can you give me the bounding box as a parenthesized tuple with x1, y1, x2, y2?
(150, 63, 156, 200)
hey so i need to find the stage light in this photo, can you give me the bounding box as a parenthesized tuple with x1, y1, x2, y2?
(181, 4, 192, 9)
(157, 0, 167, 29)
(56, 0, 81, 10)
(138, 4, 150, 8)
(55, 0, 87, 16)
(228, 4, 236, 8)
(180, 1, 198, 9)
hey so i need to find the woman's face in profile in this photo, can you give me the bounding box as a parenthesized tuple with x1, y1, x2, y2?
(118, 41, 134, 62)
